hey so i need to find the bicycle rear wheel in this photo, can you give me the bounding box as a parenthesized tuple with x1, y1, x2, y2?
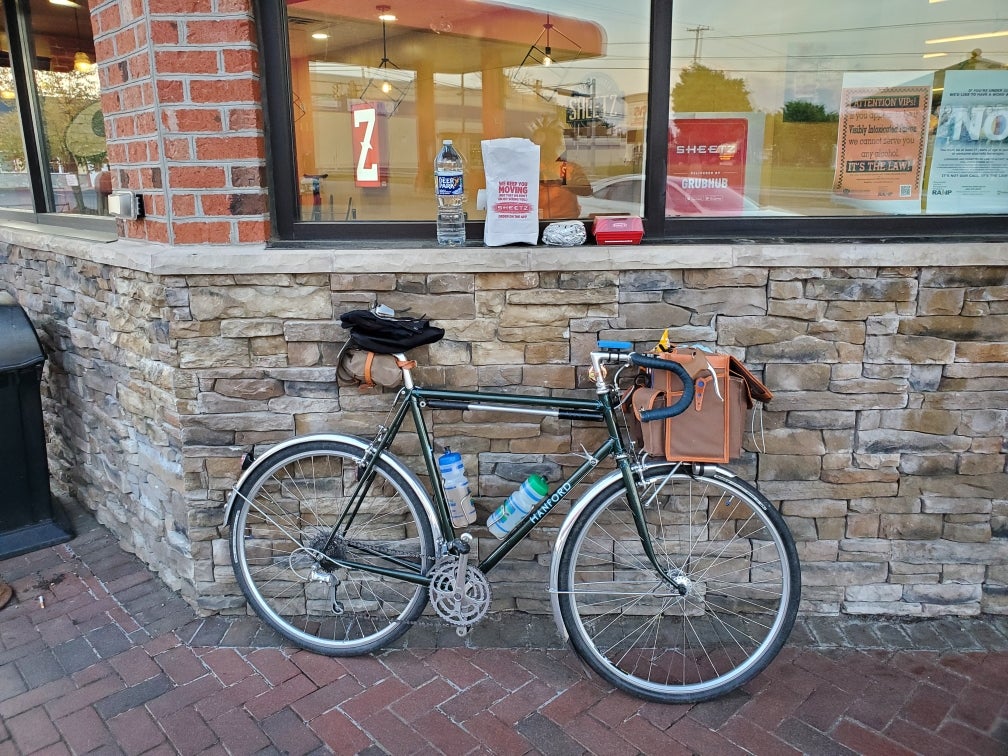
(557, 464, 799, 703)
(228, 438, 434, 655)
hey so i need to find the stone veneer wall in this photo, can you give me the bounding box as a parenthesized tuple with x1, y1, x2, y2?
(1, 235, 1006, 618)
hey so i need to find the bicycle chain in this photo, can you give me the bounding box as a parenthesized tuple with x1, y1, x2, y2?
(310, 532, 424, 562)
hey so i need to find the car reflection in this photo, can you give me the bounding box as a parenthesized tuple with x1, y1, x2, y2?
(579, 174, 796, 217)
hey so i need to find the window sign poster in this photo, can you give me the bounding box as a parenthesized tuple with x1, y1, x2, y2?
(351, 101, 389, 189)
(668, 118, 748, 214)
(833, 71, 933, 213)
(926, 70, 1008, 214)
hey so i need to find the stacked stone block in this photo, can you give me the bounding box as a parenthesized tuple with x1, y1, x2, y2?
(1, 242, 1005, 618)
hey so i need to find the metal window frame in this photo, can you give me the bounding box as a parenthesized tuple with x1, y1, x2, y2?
(256, 0, 1007, 245)
(0, 0, 115, 235)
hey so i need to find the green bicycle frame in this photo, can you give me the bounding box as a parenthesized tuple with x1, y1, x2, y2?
(325, 381, 671, 585)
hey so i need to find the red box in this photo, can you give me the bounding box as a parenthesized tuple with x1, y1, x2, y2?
(592, 216, 644, 245)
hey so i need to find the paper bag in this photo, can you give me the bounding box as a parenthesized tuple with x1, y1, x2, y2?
(481, 138, 539, 246)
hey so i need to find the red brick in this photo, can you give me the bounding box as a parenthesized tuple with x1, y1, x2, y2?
(720, 716, 804, 756)
(185, 20, 254, 45)
(195, 136, 264, 161)
(193, 675, 270, 721)
(361, 709, 429, 755)
(541, 679, 604, 725)
(189, 78, 260, 105)
(413, 708, 480, 754)
(620, 714, 692, 755)
(463, 711, 534, 755)
(244, 674, 317, 720)
(201, 648, 256, 686)
(160, 707, 217, 754)
(793, 683, 850, 732)
(55, 705, 114, 753)
(155, 646, 208, 685)
(290, 651, 348, 688)
(8, 707, 61, 753)
(146, 675, 223, 720)
(236, 219, 271, 243)
(904, 683, 953, 730)
(884, 718, 972, 756)
(149, 20, 180, 45)
(226, 107, 263, 131)
(223, 48, 258, 75)
(668, 716, 748, 756)
(833, 718, 918, 756)
(163, 108, 223, 133)
(93, 4, 123, 36)
(208, 707, 272, 754)
(163, 138, 192, 161)
(488, 680, 556, 725)
(341, 676, 411, 722)
(311, 708, 373, 753)
(151, 0, 213, 12)
(156, 80, 186, 104)
(107, 707, 167, 754)
(154, 50, 220, 75)
(245, 649, 301, 686)
(389, 678, 456, 723)
(169, 166, 227, 190)
(45, 675, 125, 720)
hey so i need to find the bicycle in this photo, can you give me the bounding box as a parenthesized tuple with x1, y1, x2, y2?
(224, 318, 801, 703)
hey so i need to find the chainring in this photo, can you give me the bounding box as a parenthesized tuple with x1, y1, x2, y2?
(428, 555, 492, 628)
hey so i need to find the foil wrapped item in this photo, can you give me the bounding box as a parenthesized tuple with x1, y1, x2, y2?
(542, 221, 587, 246)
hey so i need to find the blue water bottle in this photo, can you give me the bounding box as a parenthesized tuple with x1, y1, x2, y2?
(487, 475, 548, 539)
(438, 448, 476, 528)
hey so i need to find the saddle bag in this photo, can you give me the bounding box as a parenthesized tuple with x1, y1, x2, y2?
(635, 347, 772, 463)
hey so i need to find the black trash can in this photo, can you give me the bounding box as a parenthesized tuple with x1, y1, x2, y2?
(0, 292, 72, 559)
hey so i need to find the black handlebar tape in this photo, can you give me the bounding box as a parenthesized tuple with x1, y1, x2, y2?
(629, 354, 695, 421)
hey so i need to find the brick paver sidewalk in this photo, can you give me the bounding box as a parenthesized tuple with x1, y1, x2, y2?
(1, 507, 1006, 755)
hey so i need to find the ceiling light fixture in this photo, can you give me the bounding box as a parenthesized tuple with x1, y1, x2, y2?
(518, 14, 581, 71)
(49, 0, 81, 7)
(360, 5, 410, 111)
(311, 31, 329, 40)
(925, 30, 1008, 45)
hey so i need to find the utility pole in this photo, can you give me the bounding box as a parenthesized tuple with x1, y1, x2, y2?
(687, 25, 710, 64)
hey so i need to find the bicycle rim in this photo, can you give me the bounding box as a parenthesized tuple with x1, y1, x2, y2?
(229, 439, 434, 655)
(558, 464, 800, 703)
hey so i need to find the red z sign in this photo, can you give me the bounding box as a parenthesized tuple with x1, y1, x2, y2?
(351, 103, 385, 188)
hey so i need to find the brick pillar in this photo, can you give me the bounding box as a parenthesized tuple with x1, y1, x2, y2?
(91, 0, 269, 245)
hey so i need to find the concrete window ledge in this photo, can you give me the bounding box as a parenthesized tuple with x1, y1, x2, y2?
(2, 223, 1005, 275)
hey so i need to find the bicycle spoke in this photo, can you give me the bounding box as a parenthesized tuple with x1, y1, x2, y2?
(559, 464, 799, 703)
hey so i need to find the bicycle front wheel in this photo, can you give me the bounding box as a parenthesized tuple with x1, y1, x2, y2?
(228, 439, 435, 655)
(558, 464, 800, 703)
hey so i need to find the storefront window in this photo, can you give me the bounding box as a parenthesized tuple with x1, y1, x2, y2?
(0, 6, 31, 212)
(284, 0, 649, 223)
(0, 0, 110, 219)
(28, 0, 108, 216)
(666, 0, 1008, 219)
(259, 0, 1007, 240)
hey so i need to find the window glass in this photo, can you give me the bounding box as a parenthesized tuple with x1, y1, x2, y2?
(667, 0, 1008, 218)
(0, 7, 32, 212)
(285, 0, 649, 222)
(29, 0, 109, 216)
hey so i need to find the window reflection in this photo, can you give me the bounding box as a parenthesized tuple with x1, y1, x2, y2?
(0, 9, 31, 212)
(28, 0, 109, 216)
(285, 0, 649, 222)
(667, 0, 1008, 218)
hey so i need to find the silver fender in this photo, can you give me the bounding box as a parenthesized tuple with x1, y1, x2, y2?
(223, 433, 443, 544)
(547, 462, 737, 641)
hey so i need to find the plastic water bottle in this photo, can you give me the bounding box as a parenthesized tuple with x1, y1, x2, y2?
(434, 139, 466, 246)
(438, 448, 476, 528)
(487, 475, 549, 539)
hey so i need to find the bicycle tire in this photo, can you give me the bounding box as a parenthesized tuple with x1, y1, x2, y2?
(557, 463, 800, 703)
(228, 438, 434, 655)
